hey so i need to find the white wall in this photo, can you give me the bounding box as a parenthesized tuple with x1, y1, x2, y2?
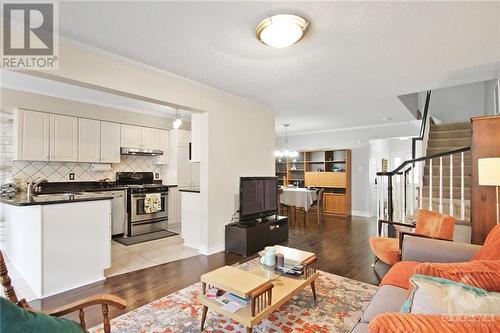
(276, 122, 419, 216)
(19, 40, 275, 255)
(422, 80, 500, 123)
(368, 137, 413, 216)
(484, 79, 500, 116)
(1, 88, 190, 130)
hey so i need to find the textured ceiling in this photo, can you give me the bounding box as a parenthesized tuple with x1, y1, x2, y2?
(57, 1, 500, 134)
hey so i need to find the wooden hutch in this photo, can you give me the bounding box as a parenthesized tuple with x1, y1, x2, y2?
(275, 149, 351, 216)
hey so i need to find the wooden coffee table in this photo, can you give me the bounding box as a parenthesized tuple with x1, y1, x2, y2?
(198, 246, 319, 333)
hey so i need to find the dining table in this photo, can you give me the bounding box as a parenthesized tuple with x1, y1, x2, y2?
(280, 187, 318, 211)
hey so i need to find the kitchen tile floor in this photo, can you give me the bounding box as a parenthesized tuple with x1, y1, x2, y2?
(105, 235, 199, 278)
(2, 234, 199, 302)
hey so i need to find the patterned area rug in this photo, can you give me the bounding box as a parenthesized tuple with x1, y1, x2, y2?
(90, 263, 377, 333)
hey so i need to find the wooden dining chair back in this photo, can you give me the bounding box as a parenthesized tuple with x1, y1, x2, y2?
(0, 250, 127, 333)
(314, 188, 324, 224)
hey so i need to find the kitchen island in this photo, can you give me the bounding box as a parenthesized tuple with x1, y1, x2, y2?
(1, 192, 113, 299)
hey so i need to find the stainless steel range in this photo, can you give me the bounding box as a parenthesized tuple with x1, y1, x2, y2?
(116, 172, 169, 236)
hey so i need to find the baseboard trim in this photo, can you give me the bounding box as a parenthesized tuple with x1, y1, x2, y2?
(352, 211, 372, 218)
(198, 243, 225, 256)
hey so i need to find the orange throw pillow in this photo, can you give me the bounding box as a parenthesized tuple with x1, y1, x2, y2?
(472, 224, 500, 261)
(380, 261, 420, 290)
(415, 260, 500, 292)
(369, 313, 500, 333)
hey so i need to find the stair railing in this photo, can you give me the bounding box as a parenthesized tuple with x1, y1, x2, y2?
(412, 90, 432, 159)
(376, 146, 470, 235)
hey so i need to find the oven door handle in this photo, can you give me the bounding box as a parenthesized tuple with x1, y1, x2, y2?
(132, 192, 168, 198)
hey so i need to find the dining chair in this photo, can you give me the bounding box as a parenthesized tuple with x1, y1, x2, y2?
(278, 188, 290, 219)
(305, 188, 324, 225)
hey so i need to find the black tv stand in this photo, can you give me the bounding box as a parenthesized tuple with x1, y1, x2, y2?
(225, 215, 288, 256)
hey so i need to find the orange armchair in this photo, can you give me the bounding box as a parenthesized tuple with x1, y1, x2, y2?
(369, 209, 456, 266)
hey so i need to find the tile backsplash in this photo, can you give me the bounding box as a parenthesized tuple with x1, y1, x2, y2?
(11, 156, 162, 183)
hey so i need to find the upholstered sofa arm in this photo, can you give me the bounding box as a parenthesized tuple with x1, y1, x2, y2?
(401, 236, 481, 263)
(369, 313, 500, 333)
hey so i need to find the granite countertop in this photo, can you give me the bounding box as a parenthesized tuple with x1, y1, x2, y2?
(178, 186, 200, 193)
(0, 192, 114, 206)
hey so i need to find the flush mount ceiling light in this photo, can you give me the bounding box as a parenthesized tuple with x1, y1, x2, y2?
(172, 109, 182, 129)
(256, 14, 309, 48)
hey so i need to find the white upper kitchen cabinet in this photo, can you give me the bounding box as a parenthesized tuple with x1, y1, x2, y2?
(78, 118, 101, 163)
(100, 121, 121, 163)
(120, 124, 141, 148)
(154, 129, 169, 165)
(141, 127, 160, 149)
(49, 114, 78, 162)
(190, 113, 202, 162)
(14, 109, 50, 161)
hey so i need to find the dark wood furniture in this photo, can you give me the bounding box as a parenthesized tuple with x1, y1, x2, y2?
(275, 149, 352, 216)
(225, 216, 289, 256)
(0, 250, 126, 333)
(471, 115, 500, 244)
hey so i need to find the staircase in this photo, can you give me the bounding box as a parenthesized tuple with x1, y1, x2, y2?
(417, 121, 472, 241)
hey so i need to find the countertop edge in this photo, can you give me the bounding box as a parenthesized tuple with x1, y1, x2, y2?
(0, 196, 114, 207)
(178, 188, 200, 193)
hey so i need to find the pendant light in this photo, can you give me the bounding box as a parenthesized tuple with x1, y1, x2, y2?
(274, 124, 299, 160)
(172, 109, 182, 129)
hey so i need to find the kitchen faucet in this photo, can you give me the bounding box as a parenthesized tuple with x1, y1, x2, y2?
(27, 177, 48, 196)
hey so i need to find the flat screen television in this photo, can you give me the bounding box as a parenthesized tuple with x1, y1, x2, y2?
(239, 177, 278, 220)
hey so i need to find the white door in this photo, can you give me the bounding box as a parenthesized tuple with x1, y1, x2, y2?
(78, 118, 101, 162)
(141, 127, 160, 149)
(190, 113, 202, 162)
(15, 109, 50, 161)
(177, 147, 192, 186)
(101, 121, 121, 163)
(120, 124, 141, 147)
(191, 162, 200, 187)
(174, 129, 190, 148)
(50, 114, 78, 162)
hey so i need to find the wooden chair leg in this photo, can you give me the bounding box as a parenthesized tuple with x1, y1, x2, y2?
(102, 304, 110, 333)
(200, 305, 208, 331)
(311, 280, 317, 301)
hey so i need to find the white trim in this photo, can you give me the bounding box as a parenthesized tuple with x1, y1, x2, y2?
(351, 210, 372, 218)
(198, 243, 225, 256)
(276, 120, 420, 137)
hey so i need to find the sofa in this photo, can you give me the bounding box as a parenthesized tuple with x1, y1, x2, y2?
(352, 224, 500, 333)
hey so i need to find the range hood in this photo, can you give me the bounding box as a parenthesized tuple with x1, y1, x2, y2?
(120, 147, 163, 156)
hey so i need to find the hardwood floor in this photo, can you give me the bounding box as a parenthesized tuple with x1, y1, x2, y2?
(29, 214, 388, 328)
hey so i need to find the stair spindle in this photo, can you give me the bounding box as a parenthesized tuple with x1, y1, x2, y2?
(439, 156, 443, 213)
(410, 165, 414, 215)
(419, 161, 423, 209)
(429, 159, 433, 210)
(449, 154, 454, 217)
(461, 152, 465, 220)
(376, 176, 381, 225)
(400, 173, 404, 222)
